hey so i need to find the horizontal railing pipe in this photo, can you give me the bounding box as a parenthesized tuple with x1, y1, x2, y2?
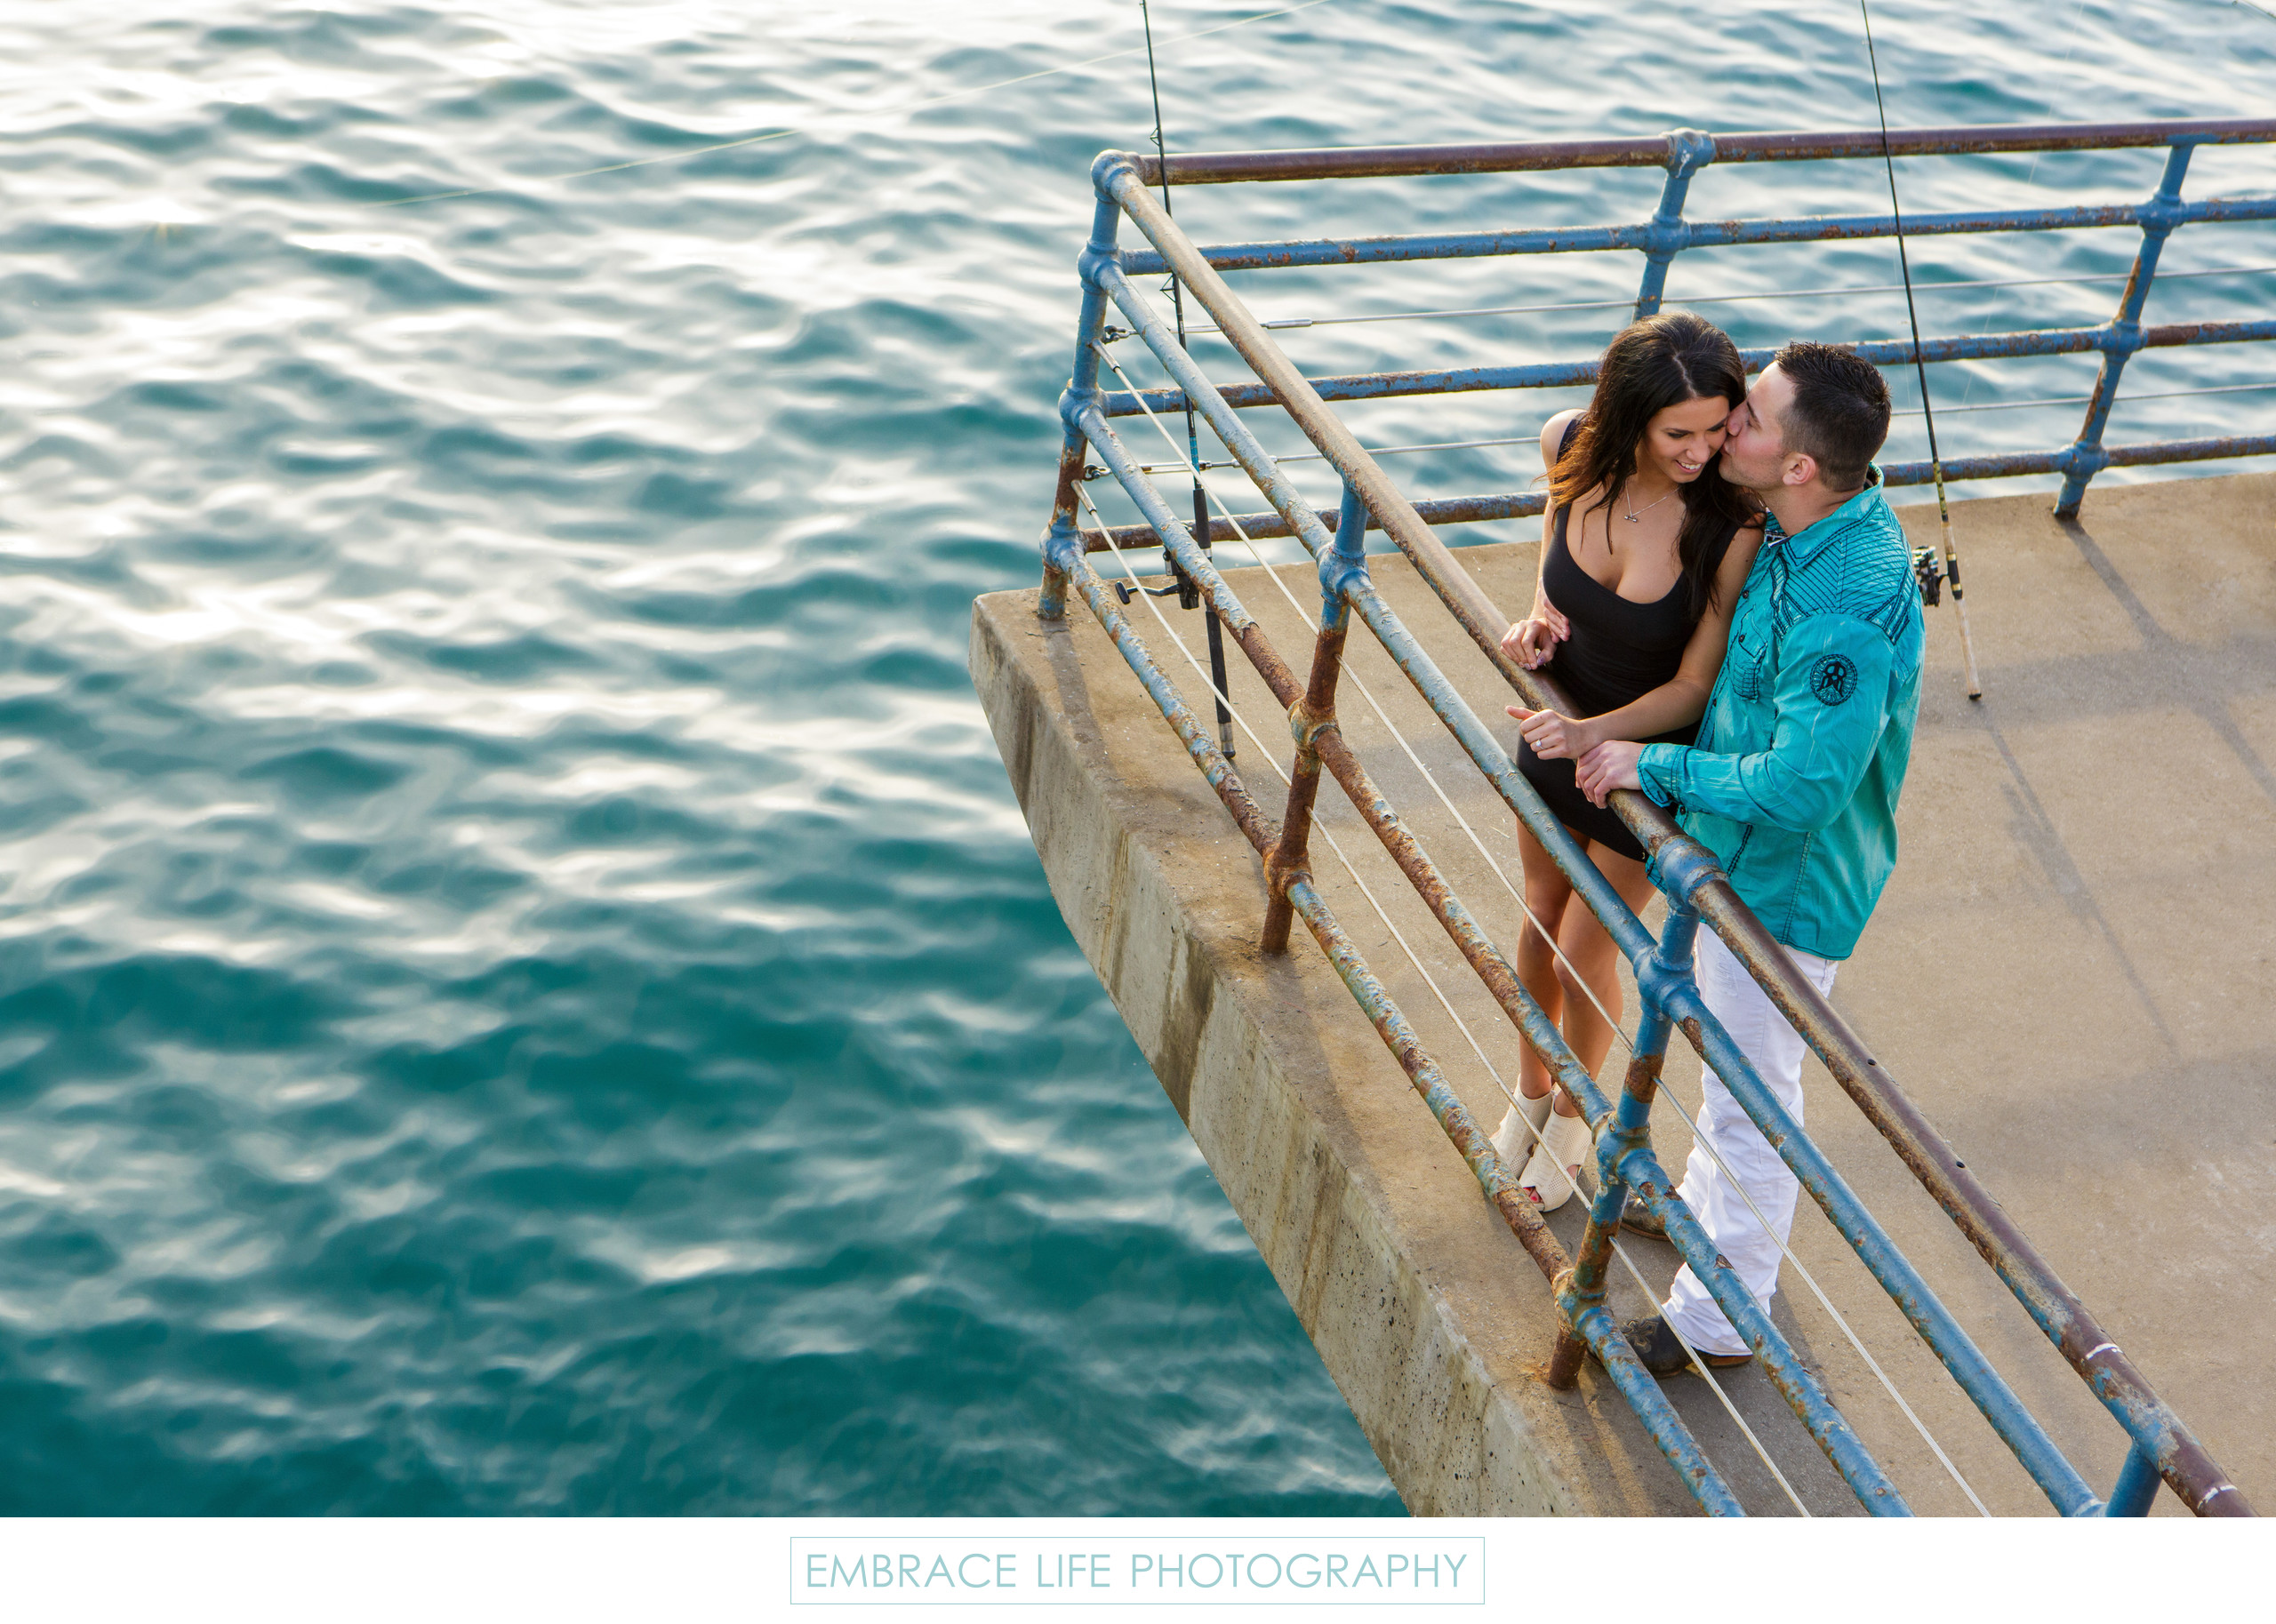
(1126, 117, 2276, 185)
(1102, 320, 2276, 417)
(1119, 195, 2276, 275)
(1104, 359, 1595, 415)
(1078, 418, 2276, 556)
(1077, 426, 2276, 556)
(1080, 489, 1545, 552)
(2104, 433, 2276, 468)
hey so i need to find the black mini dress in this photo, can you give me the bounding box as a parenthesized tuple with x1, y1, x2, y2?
(1518, 439, 1740, 863)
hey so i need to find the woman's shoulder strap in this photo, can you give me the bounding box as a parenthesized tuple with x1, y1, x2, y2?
(1558, 413, 1582, 460)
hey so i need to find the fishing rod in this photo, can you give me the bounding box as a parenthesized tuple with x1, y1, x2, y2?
(1860, 0, 1983, 700)
(1122, 0, 1237, 759)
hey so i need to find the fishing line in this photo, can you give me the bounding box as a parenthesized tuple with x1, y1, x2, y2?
(1896, 380, 2276, 416)
(1103, 434, 1537, 477)
(1954, 0, 2095, 416)
(372, 0, 1345, 210)
(1860, 0, 1983, 700)
(1135, 0, 1238, 760)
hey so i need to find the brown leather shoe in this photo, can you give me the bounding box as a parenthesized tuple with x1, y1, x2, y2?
(1617, 1315, 1751, 1377)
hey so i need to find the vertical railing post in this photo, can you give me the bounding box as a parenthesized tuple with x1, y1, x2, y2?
(2054, 141, 2193, 518)
(1547, 901, 1697, 1388)
(1632, 129, 1715, 322)
(1262, 480, 1366, 955)
(2102, 1440, 2162, 1517)
(1044, 180, 1127, 618)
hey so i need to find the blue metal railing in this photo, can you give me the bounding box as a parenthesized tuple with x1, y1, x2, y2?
(1035, 119, 2265, 1517)
(1098, 116, 2276, 524)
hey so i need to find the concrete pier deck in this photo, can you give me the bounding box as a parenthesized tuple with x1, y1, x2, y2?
(970, 470, 2276, 1516)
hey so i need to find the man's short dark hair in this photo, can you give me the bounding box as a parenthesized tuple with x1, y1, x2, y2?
(1773, 341, 1891, 492)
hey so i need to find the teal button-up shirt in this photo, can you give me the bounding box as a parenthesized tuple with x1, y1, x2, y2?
(1635, 468, 1924, 960)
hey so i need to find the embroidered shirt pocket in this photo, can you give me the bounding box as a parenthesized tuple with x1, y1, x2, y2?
(1733, 645, 1767, 703)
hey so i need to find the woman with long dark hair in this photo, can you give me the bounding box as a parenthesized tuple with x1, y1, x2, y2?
(1491, 311, 1762, 1209)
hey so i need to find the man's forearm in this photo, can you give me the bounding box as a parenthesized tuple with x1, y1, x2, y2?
(1638, 740, 1863, 832)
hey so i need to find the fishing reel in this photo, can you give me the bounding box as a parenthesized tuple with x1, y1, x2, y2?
(1113, 552, 1201, 611)
(1913, 544, 1945, 608)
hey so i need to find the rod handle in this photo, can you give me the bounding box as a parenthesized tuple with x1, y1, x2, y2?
(1953, 590, 1983, 700)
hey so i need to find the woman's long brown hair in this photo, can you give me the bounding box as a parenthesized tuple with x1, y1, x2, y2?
(1548, 311, 1757, 620)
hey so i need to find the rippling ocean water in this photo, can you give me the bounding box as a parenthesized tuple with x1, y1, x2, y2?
(0, 0, 2266, 1514)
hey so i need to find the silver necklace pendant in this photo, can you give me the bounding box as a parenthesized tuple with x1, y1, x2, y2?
(1623, 489, 1671, 524)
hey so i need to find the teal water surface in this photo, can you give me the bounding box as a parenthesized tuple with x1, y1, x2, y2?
(0, 0, 2268, 1514)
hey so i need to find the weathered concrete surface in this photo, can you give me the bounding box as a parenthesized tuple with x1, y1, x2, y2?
(969, 469, 2275, 1517)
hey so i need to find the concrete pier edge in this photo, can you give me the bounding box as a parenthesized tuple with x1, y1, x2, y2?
(972, 583, 1686, 1516)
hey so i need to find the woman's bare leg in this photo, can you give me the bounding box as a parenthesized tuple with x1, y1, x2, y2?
(1513, 821, 1579, 1104)
(1544, 841, 1661, 1118)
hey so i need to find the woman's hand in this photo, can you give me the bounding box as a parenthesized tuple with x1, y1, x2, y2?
(1498, 596, 1568, 669)
(1506, 707, 1599, 762)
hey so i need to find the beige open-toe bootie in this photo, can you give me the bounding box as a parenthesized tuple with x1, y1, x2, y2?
(1489, 1092, 1554, 1173)
(1518, 1108, 1595, 1212)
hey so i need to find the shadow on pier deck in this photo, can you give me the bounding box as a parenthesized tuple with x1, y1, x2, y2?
(971, 471, 2276, 1516)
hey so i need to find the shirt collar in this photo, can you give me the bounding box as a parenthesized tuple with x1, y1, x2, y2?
(1763, 464, 1887, 566)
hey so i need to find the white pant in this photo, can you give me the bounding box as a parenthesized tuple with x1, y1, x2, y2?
(1659, 930, 1839, 1357)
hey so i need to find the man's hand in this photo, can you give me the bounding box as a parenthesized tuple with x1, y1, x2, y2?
(1506, 706, 1598, 762)
(1575, 740, 1645, 807)
(1498, 595, 1569, 669)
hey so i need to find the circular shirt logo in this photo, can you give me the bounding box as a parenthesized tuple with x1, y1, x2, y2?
(1809, 652, 1859, 706)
